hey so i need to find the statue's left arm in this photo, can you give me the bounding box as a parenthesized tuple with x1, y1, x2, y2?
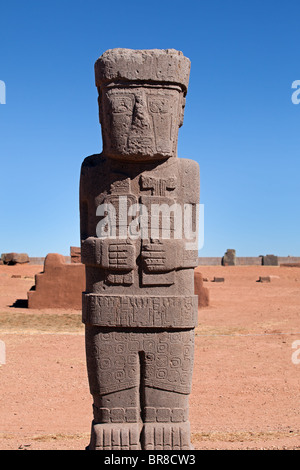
(141, 158, 200, 272)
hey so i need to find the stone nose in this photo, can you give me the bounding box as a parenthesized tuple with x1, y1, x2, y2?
(132, 97, 151, 131)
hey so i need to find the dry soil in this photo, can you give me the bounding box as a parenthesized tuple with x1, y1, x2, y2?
(0, 264, 299, 450)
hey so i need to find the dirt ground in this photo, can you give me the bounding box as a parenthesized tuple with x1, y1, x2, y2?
(0, 263, 299, 450)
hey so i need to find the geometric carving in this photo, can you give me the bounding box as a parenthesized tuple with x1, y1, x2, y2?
(141, 422, 192, 450)
(101, 239, 135, 271)
(85, 329, 194, 395)
(92, 405, 139, 423)
(81, 237, 101, 266)
(80, 48, 199, 450)
(141, 239, 176, 273)
(89, 423, 140, 450)
(140, 174, 177, 196)
(142, 272, 175, 286)
(143, 407, 189, 423)
(82, 294, 198, 328)
(106, 272, 133, 286)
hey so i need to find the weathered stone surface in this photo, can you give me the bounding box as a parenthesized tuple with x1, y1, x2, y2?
(222, 249, 236, 266)
(194, 270, 209, 307)
(262, 254, 278, 266)
(1, 252, 29, 265)
(280, 263, 300, 267)
(94, 49, 191, 163)
(258, 276, 271, 283)
(27, 253, 85, 309)
(80, 48, 199, 450)
(95, 48, 190, 94)
(70, 246, 81, 263)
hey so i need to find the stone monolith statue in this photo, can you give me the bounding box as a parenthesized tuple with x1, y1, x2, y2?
(80, 48, 200, 450)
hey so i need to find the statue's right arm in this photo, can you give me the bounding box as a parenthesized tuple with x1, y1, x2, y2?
(79, 156, 106, 268)
(79, 155, 134, 270)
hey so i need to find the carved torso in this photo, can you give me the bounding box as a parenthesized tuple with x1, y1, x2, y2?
(80, 153, 199, 328)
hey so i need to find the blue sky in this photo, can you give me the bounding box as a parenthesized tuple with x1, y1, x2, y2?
(0, 0, 300, 257)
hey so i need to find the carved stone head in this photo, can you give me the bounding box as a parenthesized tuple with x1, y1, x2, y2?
(94, 49, 191, 162)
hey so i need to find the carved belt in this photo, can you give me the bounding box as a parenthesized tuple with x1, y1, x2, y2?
(82, 294, 198, 328)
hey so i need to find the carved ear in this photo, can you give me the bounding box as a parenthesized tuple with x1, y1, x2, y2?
(179, 96, 186, 128)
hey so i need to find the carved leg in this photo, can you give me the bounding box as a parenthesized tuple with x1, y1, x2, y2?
(140, 329, 194, 449)
(89, 422, 141, 450)
(141, 388, 192, 450)
(88, 387, 141, 450)
(85, 327, 142, 449)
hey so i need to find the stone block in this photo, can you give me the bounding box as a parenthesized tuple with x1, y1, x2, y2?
(1, 252, 29, 265)
(258, 276, 271, 283)
(27, 253, 85, 309)
(262, 255, 278, 266)
(222, 249, 236, 266)
(70, 246, 81, 263)
(194, 270, 209, 307)
(280, 263, 300, 268)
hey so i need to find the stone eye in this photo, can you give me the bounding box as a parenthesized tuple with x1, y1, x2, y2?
(111, 96, 133, 113)
(149, 98, 169, 113)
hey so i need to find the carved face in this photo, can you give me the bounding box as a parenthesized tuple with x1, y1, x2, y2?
(99, 84, 185, 161)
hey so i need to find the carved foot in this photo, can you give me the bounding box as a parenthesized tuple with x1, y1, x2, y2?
(141, 422, 192, 450)
(88, 421, 141, 450)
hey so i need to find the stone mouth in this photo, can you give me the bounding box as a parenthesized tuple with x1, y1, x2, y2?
(127, 136, 155, 154)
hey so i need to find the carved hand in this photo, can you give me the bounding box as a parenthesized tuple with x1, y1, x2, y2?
(81, 237, 135, 270)
(141, 239, 176, 273)
(102, 240, 135, 271)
